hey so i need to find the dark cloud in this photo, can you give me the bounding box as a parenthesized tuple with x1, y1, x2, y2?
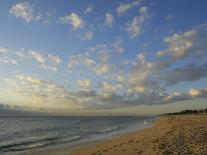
(0, 103, 36, 116)
(162, 62, 207, 85)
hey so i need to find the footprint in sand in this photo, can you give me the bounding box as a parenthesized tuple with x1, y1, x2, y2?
(128, 139, 134, 143)
(102, 149, 108, 152)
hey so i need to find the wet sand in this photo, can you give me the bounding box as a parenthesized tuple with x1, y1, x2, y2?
(70, 114, 207, 155)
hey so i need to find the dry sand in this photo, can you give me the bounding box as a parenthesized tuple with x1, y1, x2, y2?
(25, 114, 207, 155)
(70, 114, 207, 155)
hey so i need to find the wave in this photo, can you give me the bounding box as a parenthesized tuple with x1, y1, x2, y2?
(98, 126, 118, 133)
(0, 135, 80, 153)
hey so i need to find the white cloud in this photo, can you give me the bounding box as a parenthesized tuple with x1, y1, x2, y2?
(48, 54, 62, 64)
(93, 63, 113, 75)
(111, 37, 124, 53)
(82, 31, 93, 40)
(84, 58, 96, 66)
(68, 53, 96, 69)
(105, 13, 114, 26)
(30, 51, 45, 63)
(0, 57, 18, 65)
(9, 2, 41, 23)
(77, 79, 91, 90)
(30, 50, 62, 72)
(127, 6, 149, 38)
(84, 4, 93, 15)
(0, 47, 8, 54)
(117, 1, 140, 16)
(59, 13, 84, 29)
(101, 82, 115, 92)
(156, 24, 207, 60)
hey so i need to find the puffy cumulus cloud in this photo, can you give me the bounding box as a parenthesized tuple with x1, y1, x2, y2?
(30, 50, 62, 72)
(30, 50, 45, 63)
(16, 48, 27, 58)
(84, 58, 96, 66)
(0, 57, 18, 65)
(93, 63, 114, 75)
(48, 54, 62, 64)
(127, 6, 149, 38)
(111, 37, 124, 53)
(100, 82, 116, 92)
(162, 62, 207, 85)
(88, 37, 124, 54)
(77, 79, 91, 90)
(82, 31, 93, 40)
(59, 13, 84, 29)
(0, 47, 8, 53)
(117, 0, 140, 16)
(156, 24, 207, 60)
(84, 4, 93, 15)
(9, 2, 41, 23)
(105, 13, 114, 26)
(67, 53, 96, 69)
(128, 53, 152, 85)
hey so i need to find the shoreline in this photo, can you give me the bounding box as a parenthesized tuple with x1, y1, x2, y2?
(22, 117, 155, 155)
(23, 114, 207, 155)
(70, 114, 207, 155)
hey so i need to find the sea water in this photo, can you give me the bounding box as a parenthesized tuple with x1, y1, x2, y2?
(0, 116, 155, 154)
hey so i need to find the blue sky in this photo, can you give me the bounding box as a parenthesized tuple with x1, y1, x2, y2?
(0, 0, 207, 115)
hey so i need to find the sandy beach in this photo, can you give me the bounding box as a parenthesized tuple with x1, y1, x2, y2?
(70, 114, 207, 155)
(24, 114, 207, 155)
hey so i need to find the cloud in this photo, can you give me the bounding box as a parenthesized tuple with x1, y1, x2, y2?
(117, 0, 140, 16)
(105, 13, 114, 26)
(59, 13, 84, 29)
(0, 47, 8, 53)
(0, 57, 18, 65)
(84, 4, 93, 15)
(77, 79, 91, 90)
(4, 70, 207, 112)
(127, 6, 149, 38)
(93, 63, 114, 75)
(162, 62, 207, 85)
(100, 82, 116, 92)
(9, 2, 41, 23)
(82, 31, 93, 40)
(84, 58, 96, 66)
(111, 37, 124, 53)
(30, 50, 62, 72)
(48, 54, 62, 64)
(0, 103, 38, 116)
(156, 24, 207, 60)
(165, 14, 175, 21)
(188, 88, 207, 97)
(30, 50, 45, 63)
(68, 53, 96, 69)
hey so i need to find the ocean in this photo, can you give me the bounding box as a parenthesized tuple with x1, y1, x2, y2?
(0, 116, 155, 155)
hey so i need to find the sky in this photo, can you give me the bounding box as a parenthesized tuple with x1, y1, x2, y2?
(0, 0, 207, 116)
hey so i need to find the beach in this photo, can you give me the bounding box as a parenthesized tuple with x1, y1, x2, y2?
(69, 114, 207, 155)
